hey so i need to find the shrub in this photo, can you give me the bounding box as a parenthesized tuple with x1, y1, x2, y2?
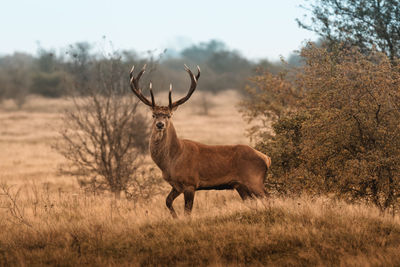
(30, 71, 68, 98)
(55, 54, 150, 199)
(0, 53, 33, 108)
(241, 43, 400, 211)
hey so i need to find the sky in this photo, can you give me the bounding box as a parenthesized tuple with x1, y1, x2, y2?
(0, 0, 318, 61)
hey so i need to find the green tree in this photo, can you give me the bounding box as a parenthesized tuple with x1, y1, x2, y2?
(298, 0, 400, 60)
(65, 42, 93, 94)
(0, 53, 34, 107)
(30, 48, 68, 98)
(36, 48, 58, 72)
(181, 40, 254, 92)
(181, 40, 226, 64)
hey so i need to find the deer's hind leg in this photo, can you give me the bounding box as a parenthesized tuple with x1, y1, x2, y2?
(235, 184, 252, 200)
(247, 181, 267, 199)
(166, 187, 181, 218)
(184, 188, 195, 216)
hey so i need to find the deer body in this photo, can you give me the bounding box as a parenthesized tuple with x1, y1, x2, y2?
(151, 120, 269, 191)
(129, 65, 271, 218)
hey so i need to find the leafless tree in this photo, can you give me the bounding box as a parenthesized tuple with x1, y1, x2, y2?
(56, 55, 151, 199)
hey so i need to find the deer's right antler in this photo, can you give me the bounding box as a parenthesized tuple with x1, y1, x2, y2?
(129, 65, 155, 107)
(169, 65, 201, 109)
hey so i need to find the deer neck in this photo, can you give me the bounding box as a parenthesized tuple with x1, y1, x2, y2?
(150, 121, 182, 172)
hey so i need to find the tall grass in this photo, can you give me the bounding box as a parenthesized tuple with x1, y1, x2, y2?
(1, 186, 399, 266)
(1, 94, 399, 266)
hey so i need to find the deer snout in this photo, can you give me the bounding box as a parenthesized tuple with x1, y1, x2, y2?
(156, 122, 165, 129)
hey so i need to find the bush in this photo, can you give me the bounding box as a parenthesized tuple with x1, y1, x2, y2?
(30, 71, 68, 98)
(55, 54, 150, 199)
(0, 53, 34, 108)
(241, 43, 400, 211)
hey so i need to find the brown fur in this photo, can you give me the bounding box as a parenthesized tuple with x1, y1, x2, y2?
(129, 65, 270, 217)
(149, 106, 271, 218)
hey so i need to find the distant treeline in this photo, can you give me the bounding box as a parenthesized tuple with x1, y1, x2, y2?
(0, 40, 300, 107)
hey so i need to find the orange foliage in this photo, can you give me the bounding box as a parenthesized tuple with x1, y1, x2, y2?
(242, 43, 400, 211)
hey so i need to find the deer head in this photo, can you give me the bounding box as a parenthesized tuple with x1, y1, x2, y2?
(129, 64, 200, 139)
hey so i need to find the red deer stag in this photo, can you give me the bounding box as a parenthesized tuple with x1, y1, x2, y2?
(129, 65, 271, 218)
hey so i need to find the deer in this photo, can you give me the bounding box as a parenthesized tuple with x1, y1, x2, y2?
(129, 65, 271, 218)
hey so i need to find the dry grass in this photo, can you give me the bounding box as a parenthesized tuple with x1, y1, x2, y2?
(1, 189, 399, 266)
(1, 92, 400, 266)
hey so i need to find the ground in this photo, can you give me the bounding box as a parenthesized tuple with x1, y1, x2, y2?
(0, 91, 399, 266)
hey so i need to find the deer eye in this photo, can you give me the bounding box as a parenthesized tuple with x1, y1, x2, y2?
(167, 115, 171, 118)
(152, 114, 156, 118)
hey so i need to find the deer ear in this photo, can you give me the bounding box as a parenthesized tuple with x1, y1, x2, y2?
(170, 106, 178, 112)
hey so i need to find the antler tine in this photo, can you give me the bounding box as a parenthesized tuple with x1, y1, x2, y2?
(169, 84, 173, 109)
(170, 65, 201, 109)
(129, 64, 154, 107)
(149, 82, 155, 107)
(195, 65, 201, 81)
(183, 64, 200, 81)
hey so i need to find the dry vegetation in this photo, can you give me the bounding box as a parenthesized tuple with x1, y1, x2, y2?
(1, 91, 400, 266)
(242, 45, 400, 214)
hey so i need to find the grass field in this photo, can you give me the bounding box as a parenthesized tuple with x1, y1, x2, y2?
(1, 92, 400, 266)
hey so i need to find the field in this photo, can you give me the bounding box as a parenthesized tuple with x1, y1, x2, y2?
(1, 91, 400, 266)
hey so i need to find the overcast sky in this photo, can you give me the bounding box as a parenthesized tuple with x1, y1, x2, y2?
(1, 0, 318, 61)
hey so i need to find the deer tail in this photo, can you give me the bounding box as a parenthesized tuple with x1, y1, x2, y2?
(254, 150, 271, 196)
(255, 150, 271, 170)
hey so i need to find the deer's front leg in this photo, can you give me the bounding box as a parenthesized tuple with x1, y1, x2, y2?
(184, 188, 195, 216)
(166, 187, 181, 219)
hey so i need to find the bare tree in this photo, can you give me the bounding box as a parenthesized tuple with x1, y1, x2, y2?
(56, 55, 150, 199)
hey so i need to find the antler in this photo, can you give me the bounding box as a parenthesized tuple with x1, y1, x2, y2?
(129, 65, 155, 107)
(169, 65, 201, 109)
